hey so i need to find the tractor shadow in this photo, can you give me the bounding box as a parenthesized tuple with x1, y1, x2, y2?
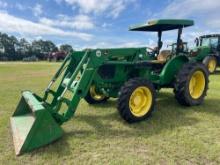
(88, 99, 118, 108)
(214, 70, 220, 75)
(30, 91, 220, 156)
(67, 92, 220, 137)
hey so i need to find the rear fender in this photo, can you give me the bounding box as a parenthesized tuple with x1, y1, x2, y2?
(159, 55, 189, 85)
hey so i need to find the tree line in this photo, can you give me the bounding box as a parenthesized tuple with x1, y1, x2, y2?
(0, 32, 73, 61)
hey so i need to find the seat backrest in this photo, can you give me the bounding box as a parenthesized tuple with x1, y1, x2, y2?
(157, 50, 171, 62)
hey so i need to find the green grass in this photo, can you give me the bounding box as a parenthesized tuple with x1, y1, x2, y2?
(0, 62, 220, 164)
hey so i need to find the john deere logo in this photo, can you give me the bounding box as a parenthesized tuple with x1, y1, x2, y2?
(96, 50, 102, 57)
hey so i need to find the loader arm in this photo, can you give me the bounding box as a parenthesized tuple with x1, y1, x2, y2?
(42, 50, 105, 124)
(10, 50, 104, 155)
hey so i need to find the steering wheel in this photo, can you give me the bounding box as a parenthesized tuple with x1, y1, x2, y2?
(146, 47, 157, 57)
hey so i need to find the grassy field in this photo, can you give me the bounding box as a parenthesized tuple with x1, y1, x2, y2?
(0, 62, 220, 164)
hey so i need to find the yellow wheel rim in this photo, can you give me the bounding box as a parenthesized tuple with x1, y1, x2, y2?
(90, 85, 105, 101)
(189, 71, 206, 99)
(208, 59, 217, 73)
(129, 86, 153, 117)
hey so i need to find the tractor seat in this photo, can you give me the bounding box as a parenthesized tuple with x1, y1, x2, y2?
(136, 50, 171, 68)
(151, 50, 171, 64)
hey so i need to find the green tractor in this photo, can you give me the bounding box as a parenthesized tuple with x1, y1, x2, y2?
(192, 34, 220, 73)
(10, 19, 209, 155)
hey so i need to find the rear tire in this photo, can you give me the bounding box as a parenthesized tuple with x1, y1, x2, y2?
(203, 56, 217, 73)
(117, 78, 156, 123)
(174, 62, 209, 106)
(84, 85, 109, 104)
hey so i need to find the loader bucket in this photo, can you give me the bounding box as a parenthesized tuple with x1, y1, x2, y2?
(10, 91, 63, 155)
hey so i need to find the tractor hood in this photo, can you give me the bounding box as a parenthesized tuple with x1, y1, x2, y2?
(190, 46, 211, 61)
(129, 19, 194, 32)
(192, 45, 210, 52)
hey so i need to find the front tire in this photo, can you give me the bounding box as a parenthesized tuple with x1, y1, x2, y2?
(84, 85, 109, 104)
(117, 78, 156, 123)
(203, 56, 217, 73)
(174, 62, 209, 106)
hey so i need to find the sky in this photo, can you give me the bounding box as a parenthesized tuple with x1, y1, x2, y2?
(0, 0, 219, 49)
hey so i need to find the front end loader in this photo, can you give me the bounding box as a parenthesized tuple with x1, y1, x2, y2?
(11, 19, 210, 155)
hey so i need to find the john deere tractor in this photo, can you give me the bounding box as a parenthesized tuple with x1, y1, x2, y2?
(10, 19, 209, 155)
(191, 34, 220, 73)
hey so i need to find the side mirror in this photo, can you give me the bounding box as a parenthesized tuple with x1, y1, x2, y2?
(195, 38, 199, 47)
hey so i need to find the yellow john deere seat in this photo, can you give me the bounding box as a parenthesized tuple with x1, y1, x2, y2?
(10, 91, 63, 155)
(151, 50, 171, 64)
(134, 50, 172, 68)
